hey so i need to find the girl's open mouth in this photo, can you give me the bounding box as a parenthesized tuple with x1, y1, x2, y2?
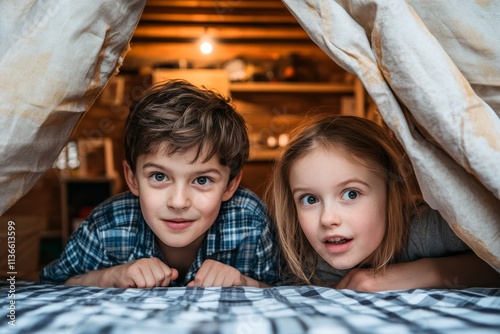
(325, 237, 350, 245)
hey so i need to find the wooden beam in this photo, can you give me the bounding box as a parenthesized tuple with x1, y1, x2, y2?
(133, 25, 309, 40)
(139, 13, 298, 24)
(145, 0, 286, 9)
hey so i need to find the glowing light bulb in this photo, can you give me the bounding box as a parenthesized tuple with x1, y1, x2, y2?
(200, 41, 213, 54)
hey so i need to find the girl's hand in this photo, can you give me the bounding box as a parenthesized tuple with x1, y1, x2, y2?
(334, 261, 435, 292)
(334, 267, 393, 291)
(334, 253, 500, 291)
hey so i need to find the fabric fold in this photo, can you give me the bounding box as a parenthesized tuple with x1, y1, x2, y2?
(282, 0, 500, 271)
(0, 0, 147, 214)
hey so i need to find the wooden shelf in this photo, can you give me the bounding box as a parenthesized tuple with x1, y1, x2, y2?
(60, 177, 115, 245)
(249, 147, 280, 161)
(230, 82, 355, 93)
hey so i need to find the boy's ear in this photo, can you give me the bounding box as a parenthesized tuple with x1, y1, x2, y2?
(222, 171, 242, 202)
(123, 160, 140, 196)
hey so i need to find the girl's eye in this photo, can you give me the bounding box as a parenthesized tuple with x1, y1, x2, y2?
(194, 176, 212, 185)
(151, 173, 167, 183)
(300, 195, 318, 206)
(342, 190, 358, 200)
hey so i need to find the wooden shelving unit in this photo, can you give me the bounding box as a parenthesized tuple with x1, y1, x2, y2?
(230, 78, 366, 121)
(60, 176, 115, 245)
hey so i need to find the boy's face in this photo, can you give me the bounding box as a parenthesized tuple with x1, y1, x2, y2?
(124, 144, 241, 251)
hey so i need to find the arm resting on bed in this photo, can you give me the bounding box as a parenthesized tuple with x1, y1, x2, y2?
(65, 258, 178, 288)
(335, 252, 500, 291)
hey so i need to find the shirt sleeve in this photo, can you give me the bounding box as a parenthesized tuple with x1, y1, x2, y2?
(39, 214, 109, 284)
(250, 210, 280, 285)
(399, 205, 471, 262)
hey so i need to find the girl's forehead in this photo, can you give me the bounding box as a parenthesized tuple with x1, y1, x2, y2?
(297, 144, 382, 172)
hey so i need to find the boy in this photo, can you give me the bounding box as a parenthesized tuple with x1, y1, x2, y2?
(40, 79, 279, 288)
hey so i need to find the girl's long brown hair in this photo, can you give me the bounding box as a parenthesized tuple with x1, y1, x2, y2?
(266, 115, 422, 284)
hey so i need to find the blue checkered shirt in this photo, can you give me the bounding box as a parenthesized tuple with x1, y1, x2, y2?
(40, 187, 279, 286)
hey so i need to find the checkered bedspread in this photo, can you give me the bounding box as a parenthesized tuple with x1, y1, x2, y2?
(1, 283, 499, 333)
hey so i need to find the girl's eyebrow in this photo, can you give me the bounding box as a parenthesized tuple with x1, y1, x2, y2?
(337, 178, 371, 188)
(291, 187, 309, 196)
(291, 178, 371, 196)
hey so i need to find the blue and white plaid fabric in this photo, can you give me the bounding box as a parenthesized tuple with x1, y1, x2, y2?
(2, 283, 499, 333)
(40, 187, 279, 286)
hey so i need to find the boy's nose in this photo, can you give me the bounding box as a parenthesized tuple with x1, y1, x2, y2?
(167, 185, 190, 210)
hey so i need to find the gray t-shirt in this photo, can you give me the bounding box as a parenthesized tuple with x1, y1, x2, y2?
(314, 205, 470, 284)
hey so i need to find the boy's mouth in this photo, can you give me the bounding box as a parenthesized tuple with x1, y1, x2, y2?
(163, 219, 195, 230)
(166, 218, 193, 223)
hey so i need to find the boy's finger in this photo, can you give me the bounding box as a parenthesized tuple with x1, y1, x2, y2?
(221, 276, 235, 287)
(196, 262, 209, 278)
(131, 269, 147, 288)
(139, 265, 157, 288)
(153, 263, 173, 287)
(158, 268, 174, 287)
(170, 268, 179, 281)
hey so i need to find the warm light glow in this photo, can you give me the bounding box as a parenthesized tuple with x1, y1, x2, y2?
(199, 27, 214, 55)
(200, 41, 213, 54)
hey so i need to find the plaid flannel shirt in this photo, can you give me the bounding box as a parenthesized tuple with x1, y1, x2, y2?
(40, 187, 279, 286)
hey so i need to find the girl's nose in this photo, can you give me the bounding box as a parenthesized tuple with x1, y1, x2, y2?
(320, 203, 341, 227)
(167, 185, 190, 210)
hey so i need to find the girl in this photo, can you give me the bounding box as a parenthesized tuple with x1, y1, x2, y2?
(269, 115, 499, 291)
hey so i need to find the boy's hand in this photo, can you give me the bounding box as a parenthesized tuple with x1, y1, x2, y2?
(107, 257, 179, 288)
(187, 259, 245, 287)
(187, 259, 254, 287)
(187, 259, 270, 288)
(65, 257, 178, 288)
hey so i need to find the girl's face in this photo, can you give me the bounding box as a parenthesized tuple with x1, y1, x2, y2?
(289, 146, 387, 270)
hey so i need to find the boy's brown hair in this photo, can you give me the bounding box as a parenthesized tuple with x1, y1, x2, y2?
(125, 79, 249, 181)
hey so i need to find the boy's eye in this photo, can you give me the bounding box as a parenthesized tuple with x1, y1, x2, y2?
(300, 195, 318, 206)
(151, 173, 167, 182)
(194, 176, 212, 185)
(342, 190, 358, 200)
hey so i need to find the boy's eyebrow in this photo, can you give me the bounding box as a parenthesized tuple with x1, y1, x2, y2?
(193, 168, 223, 176)
(142, 162, 223, 176)
(142, 162, 166, 170)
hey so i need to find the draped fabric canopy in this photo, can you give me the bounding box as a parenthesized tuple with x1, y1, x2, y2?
(1, 0, 498, 272)
(0, 0, 146, 214)
(281, 0, 500, 271)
